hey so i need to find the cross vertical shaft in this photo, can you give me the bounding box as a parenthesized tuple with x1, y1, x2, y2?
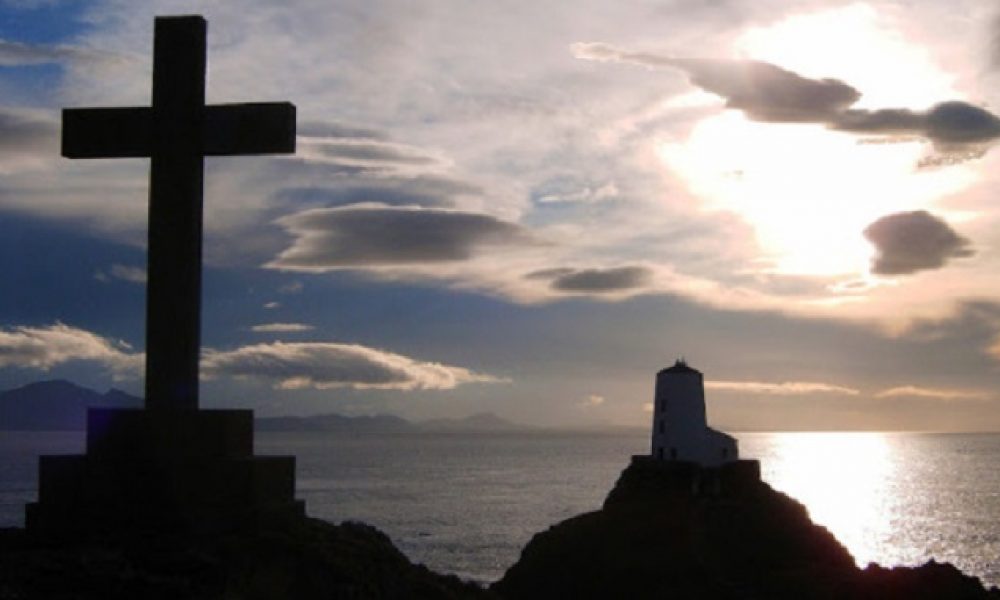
(60, 15, 295, 413)
(146, 17, 206, 410)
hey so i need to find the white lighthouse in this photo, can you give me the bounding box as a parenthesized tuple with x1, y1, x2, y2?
(650, 359, 737, 467)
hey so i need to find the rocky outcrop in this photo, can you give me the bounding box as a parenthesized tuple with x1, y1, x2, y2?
(0, 517, 493, 599)
(492, 457, 999, 599)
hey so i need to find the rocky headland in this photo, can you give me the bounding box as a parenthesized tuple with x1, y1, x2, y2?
(493, 456, 1000, 599)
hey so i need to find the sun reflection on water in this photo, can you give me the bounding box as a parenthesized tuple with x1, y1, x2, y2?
(753, 432, 895, 567)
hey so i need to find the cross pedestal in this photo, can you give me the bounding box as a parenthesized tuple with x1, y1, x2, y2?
(26, 16, 304, 535)
(26, 409, 303, 535)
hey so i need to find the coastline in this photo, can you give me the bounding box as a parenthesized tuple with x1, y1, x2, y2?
(2, 454, 998, 598)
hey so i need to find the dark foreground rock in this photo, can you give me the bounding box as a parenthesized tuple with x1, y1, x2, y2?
(492, 457, 1000, 600)
(0, 517, 493, 599)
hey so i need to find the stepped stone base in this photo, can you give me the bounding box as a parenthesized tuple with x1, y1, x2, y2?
(26, 408, 304, 537)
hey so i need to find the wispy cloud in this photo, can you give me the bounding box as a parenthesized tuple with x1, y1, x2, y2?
(0, 323, 141, 379)
(706, 380, 861, 396)
(271, 121, 480, 212)
(250, 323, 314, 333)
(993, 11, 1000, 71)
(0, 39, 113, 67)
(579, 394, 605, 408)
(95, 263, 147, 284)
(304, 138, 445, 169)
(0, 107, 57, 166)
(278, 281, 303, 295)
(202, 341, 504, 391)
(874, 385, 990, 400)
(535, 181, 618, 205)
(0, 322, 505, 392)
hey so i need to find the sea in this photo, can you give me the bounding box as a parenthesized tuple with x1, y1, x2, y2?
(1, 430, 998, 588)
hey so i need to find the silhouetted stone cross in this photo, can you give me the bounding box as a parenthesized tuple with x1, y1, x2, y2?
(62, 16, 295, 410)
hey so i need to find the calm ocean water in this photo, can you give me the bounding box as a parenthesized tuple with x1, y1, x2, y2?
(1, 430, 998, 587)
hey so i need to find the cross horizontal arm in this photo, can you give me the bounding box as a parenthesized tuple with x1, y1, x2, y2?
(204, 102, 296, 156)
(62, 107, 152, 159)
(62, 102, 296, 160)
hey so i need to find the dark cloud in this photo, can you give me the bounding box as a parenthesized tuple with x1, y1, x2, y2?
(836, 102, 1000, 148)
(670, 58, 860, 123)
(833, 107, 926, 136)
(527, 265, 652, 293)
(574, 43, 1000, 158)
(573, 44, 859, 122)
(268, 206, 535, 270)
(524, 267, 574, 280)
(863, 210, 973, 276)
(201, 341, 498, 390)
(922, 102, 1000, 144)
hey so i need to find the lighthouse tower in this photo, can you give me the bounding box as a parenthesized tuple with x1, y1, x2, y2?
(650, 359, 737, 467)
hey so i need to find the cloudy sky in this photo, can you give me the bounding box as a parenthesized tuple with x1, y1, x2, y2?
(2, 0, 1000, 430)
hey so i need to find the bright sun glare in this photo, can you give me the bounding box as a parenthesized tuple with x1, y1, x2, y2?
(762, 432, 895, 567)
(658, 4, 975, 279)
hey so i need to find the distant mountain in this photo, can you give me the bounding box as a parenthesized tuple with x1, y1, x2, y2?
(0, 380, 526, 434)
(257, 411, 527, 433)
(0, 380, 142, 430)
(420, 412, 525, 432)
(255, 413, 414, 433)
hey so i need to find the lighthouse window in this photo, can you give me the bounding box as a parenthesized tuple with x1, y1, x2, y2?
(658, 420, 664, 434)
